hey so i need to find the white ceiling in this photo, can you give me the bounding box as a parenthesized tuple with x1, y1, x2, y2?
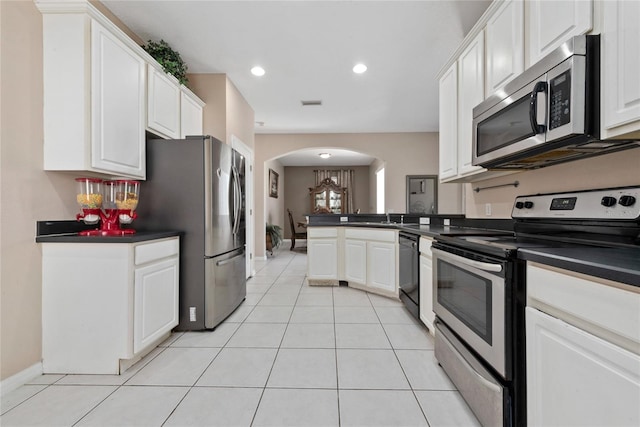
(102, 0, 491, 136)
(277, 148, 376, 167)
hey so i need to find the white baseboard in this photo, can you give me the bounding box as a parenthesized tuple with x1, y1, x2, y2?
(0, 362, 43, 396)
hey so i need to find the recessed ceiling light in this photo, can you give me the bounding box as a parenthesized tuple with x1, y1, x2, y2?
(319, 153, 332, 159)
(251, 66, 265, 76)
(352, 63, 367, 74)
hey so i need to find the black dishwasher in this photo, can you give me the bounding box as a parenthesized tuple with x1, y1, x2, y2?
(398, 232, 420, 320)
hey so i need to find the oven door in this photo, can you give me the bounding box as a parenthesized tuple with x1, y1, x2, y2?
(432, 247, 507, 378)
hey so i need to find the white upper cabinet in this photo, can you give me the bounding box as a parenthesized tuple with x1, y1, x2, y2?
(438, 63, 458, 181)
(457, 31, 485, 177)
(91, 21, 146, 177)
(180, 88, 205, 138)
(40, 9, 146, 179)
(601, 0, 640, 139)
(485, 0, 524, 97)
(147, 65, 181, 139)
(527, 0, 592, 67)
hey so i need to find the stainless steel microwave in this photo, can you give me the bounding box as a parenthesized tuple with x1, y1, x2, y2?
(472, 35, 637, 170)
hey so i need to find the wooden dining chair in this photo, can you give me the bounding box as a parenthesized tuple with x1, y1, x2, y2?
(287, 209, 307, 250)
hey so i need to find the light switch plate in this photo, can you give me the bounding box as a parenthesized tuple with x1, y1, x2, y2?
(340, 216, 348, 222)
(419, 217, 430, 225)
(443, 218, 450, 226)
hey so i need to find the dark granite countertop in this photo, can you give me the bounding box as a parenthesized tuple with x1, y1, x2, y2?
(35, 220, 182, 243)
(519, 247, 640, 287)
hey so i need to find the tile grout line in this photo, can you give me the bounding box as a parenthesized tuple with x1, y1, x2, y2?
(248, 247, 301, 426)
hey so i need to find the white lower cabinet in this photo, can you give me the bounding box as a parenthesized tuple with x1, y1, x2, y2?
(307, 227, 398, 298)
(344, 239, 367, 285)
(42, 237, 179, 374)
(526, 263, 640, 426)
(307, 227, 339, 281)
(366, 241, 396, 293)
(419, 237, 434, 332)
(526, 308, 640, 427)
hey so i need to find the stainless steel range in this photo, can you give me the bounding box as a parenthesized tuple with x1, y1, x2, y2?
(432, 186, 640, 427)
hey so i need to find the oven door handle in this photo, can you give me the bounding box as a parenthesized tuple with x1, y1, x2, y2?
(431, 248, 503, 273)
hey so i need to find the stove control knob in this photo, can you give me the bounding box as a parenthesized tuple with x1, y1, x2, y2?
(515, 201, 524, 209)
(619, 195, 636, 207)
(601, 196, 617, 207)
(524, 201, 534, 209)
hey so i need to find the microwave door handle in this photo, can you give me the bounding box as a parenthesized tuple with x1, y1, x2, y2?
(529, 81, 548, 134)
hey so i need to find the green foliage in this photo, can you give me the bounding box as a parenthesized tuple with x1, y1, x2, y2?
(143, 39, 189, 86)
(266, 223, 283, 249)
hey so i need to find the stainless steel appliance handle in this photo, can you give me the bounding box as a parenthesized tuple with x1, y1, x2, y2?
(529, 81, 547, 134)
(231, 165, 242, 235)
(216, 252, 244, 266)
(230, 166, 239, 235)
(431, 248, 503, 273)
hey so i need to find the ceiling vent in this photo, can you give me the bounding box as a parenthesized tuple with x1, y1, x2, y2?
(301, 100, 322, 106)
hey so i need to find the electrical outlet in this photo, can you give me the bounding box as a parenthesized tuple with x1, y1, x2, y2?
(443, 218, 450, 226)
(189, 307, 196, 321)
(340, 216, 348, 222)
(419, 217, 430, 225)
(485, 203, 492, 216)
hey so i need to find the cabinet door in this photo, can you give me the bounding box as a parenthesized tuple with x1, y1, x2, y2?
(419, 253, 434, 331)
(91, 20, 146, 178)
(308, 238, 338, 280)
(345, 239, 367, 285)
(134, 257, 179, 354)
(602, 0, 640, 133)
(180, 90, 204, 138)
(457, 31, 485, 177)
(527, 0, 592, 67)
(147, 66, 181, 139)
(367, 241, 396, 293)
(526, 307, 640, 427)
(485, 0, 524, 96)
(438, 63, 458, 181)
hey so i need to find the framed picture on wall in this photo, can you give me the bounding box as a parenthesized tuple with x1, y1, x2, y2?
(269, 169, 279, 198)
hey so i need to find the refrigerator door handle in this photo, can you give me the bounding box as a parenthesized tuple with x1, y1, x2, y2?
(231, 165, 241, 235)
(215, 251, 245, 267)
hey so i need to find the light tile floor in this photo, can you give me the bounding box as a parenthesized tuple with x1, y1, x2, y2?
(1, 245, 480, 427)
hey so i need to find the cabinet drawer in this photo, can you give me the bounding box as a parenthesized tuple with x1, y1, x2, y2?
(345, 228, 396, 242)
(527, 263, 640, 346)
(135, 238, 179, 265)
(308, 227, 338, 238)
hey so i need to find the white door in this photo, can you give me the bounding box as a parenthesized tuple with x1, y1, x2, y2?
(602, 0, 640, 131)
(147, 66, 180, 139)
(527, 0, 592, 67)
(485, 0, 524, 96)
(344, 239, 367, 285)
(180, 90, 204, 138)
(438, 62, 458, 181)
(231, 136, 254, 278)
(134, 258, 179, 354)
(457, 30, 485, 177)
(91, 20, 146, 178)
(367, 241, 396, 293)
(526, 307, 640, 427)
(308, 239, 338, 280)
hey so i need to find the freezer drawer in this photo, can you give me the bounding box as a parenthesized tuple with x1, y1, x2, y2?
(204, 248, 246, 328)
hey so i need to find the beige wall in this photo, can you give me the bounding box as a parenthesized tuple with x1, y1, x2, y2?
(282, 166, 371, 239)
(464, 149, 640, 218)
(264, 159, 285, 243)
(254, 132, 463, 257)
(225, 79, 255, 150)
(0, 0, 79, 381)
(187, 74, 228, 142)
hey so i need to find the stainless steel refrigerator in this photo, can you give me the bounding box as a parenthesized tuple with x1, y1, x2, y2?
(137, 135, 246, 330)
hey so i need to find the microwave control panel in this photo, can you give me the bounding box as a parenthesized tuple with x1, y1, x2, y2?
(549, 70, 572, 130)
